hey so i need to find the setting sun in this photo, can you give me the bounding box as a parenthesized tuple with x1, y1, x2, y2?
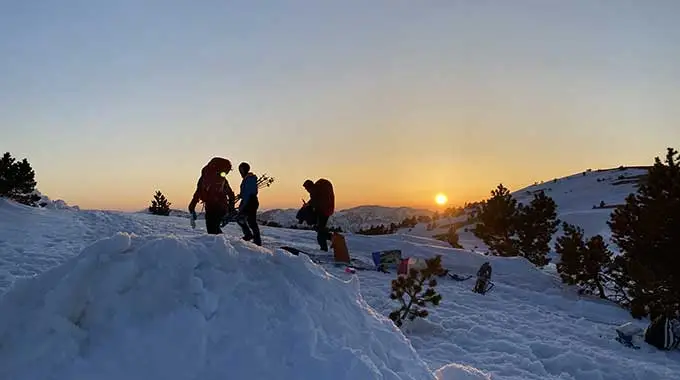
(435, 193, 448, 206)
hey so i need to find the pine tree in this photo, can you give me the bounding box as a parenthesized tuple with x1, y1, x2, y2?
(607, 147, 680, 319)
(472, 184, 519, 256)
(388, 255, 444, 327)
(515, 191, 560, 267)
(555, 222, 615, 299)
(0, 152, 41, 206)
(149, 190, 172, 216)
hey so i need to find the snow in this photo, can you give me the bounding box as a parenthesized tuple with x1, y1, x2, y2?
(1, 188, 679, 379)
(434, 363, 492, 380)
(0, 230, 435, 380)
(34, 189, 80, 210)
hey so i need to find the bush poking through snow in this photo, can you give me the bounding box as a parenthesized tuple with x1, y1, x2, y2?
(389, 255, 444, 327)
(555, 222, 615, 299)
(433, 226, 463, 249)
(0, 152, 41, 206)
(149, 190, 172, 216)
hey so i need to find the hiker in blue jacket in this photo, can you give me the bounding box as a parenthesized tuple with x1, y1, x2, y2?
(236, 162, 262, 246)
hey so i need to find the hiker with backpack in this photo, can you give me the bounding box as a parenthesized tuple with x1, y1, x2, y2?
(188, 157, 236, 235)
(300, 178, 335, 251)
(235, 162, 262, 246)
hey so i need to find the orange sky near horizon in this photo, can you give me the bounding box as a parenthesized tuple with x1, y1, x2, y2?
(31, 153, 660, 213)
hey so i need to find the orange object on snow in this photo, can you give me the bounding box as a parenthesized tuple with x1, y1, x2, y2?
(330, 232, 350, 263)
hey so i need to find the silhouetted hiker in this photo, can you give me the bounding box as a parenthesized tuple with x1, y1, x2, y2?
(474, 262, 492, 294)
(300, 178, 335, 251)
(236, 162, 262, 246)
(188, 157, 235, 234)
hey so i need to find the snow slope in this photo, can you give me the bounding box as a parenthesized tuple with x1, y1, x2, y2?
(511, 167, 647, 243)
(259, 205, 433, 232)
(1, 197, 678, 379)
(398, 167, 649, 253)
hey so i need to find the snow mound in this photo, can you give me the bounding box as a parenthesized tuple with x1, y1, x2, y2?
(0, 232, 440, 380)
(435, 363, 492, 380)
(34, 190, 80, 210)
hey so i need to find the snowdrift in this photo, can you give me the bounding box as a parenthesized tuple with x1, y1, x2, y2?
(33, 190, 80, 210)
(0, 232, 443, 380)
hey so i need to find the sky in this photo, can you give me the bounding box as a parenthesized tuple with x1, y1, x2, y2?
(2, 1, 679, 212)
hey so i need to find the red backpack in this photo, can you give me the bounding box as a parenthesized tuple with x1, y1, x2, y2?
(314, 178, 335, 217)
(197, 158, 233, 207)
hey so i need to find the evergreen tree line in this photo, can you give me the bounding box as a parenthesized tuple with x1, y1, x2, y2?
(472, 147, 680, 320)
(357, 213, 449, 235)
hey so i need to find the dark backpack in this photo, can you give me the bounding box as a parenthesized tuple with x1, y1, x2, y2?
(644, 316, 680, 351)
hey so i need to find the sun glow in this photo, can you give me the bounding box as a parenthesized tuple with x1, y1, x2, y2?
(435, 193, 448, 206)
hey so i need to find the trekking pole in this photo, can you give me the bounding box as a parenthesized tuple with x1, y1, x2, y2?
(233, 174, 275, 202)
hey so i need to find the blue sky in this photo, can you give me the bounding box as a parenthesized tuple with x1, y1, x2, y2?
(2, 1, 679, 211)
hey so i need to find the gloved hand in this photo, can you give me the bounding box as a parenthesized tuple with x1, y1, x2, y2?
(190, 211, 197, 229)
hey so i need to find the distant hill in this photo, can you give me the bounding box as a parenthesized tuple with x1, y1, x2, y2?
(257, 205, 434, 233)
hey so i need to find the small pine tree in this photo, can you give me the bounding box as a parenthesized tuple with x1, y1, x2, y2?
(0, 152, 41, 206)
(444, 226, 463, 248)
(388, 255, 444, 327)
(514, 191, 560, 267)
(608, 147, 680, 319)
(472, 184, 519, 256)
(149, 190, 172, 216)
(555, 222, 615, 299)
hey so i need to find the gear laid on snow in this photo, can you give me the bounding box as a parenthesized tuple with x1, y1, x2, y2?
(330, 232, 350, 263)
(644, 316, 680, 351)
(473, 262, 493, 294)
(279, 245, 373, 271)
(615, 322, 643, 349)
